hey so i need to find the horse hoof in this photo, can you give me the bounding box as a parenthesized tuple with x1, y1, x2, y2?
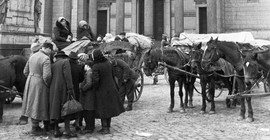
(189, 103, 194, 108)
(184, 104, 188, 108)
(180, 109, 185, 113)
(209, 111, 216, 114)
(247, 117, 254, 122)
(167, 108, 173, 113)
(237, 116, 245, 121)
(200, 111, 206, 114)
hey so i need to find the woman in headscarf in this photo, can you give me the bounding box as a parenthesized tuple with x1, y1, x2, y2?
(53, 17, 73, 50)
(91, 49, 125, 134)
(77, 20, 95, 41)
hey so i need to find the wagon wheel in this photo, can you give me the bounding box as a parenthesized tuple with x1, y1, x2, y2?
(5, 95, 16, 104)
(133, 68, 144, 102)
(205, 83, 224, 102)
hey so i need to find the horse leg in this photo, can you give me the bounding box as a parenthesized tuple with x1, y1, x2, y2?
(188, 77, 195, 108)
(224, 77, 233, 108)
(237, 77, 246, 121)
(246, 97, 254, 122)
(168, 79, 175, 113)
(178, 79, 185, 113)
(184, 81, 189, 108)
(200, 76, 207, 114)
(209, 79, 216, 114)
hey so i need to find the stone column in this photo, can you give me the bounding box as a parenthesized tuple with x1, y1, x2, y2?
(164, 0, 171, 37)
(89, 0, 97, 37)
(216, 0, 222, 33)
(207, 0, 217, 33)
(131, 0, 137, 33)
(116, 0, 124, 35)
(174, 0, 184, 35)
(144, 0, 153, 36)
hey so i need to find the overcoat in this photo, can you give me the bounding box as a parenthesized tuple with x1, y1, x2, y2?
(21, 50, 51, 120)
(92, 60, 125, 118)
(69, 59, 84, 100)
(80, 69, 95, 111)
(49, 58, 74, 120)
(53, 20, 72, 50)
(77, 25, 94, 41)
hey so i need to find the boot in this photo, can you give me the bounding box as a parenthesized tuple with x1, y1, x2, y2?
(53, 121, 62, 138)
(31, 126, 43, 135)
(18, 115, 28, 125)
(43, 121, 50, 132)
(125, 104, 132, 111)
(98, 118, 110, 134)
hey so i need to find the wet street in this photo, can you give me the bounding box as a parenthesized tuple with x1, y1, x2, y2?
(1, 75, 270, 140)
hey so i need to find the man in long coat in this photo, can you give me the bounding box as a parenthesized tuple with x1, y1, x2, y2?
(111, 58, 139, 111)
(91, 49, 125, 134)
(21, 43, 53, 134)
(49, 51, 76, 138)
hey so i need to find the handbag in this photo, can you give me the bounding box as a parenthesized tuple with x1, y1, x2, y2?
(61, 92, 83, 117)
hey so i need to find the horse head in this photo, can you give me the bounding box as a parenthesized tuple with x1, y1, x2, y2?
(201, 37, 221, 71)
(142, 48, 160, 76)
(190, 42, 203, 70)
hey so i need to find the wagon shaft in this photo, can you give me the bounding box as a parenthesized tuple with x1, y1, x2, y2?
(159, 62, 200, 78)
(227, 92, 270, 99)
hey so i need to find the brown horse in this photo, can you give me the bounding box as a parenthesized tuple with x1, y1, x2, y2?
(190, 42, 236, 114)
(143, 47, 196, 113)
(201, 37, 253, 122)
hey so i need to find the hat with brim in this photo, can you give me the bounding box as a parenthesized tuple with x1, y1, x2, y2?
(69, 51, 79, 59)
(55, 51, 68, 58)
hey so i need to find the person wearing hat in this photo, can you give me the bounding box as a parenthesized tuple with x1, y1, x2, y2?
(118, 32, 129, 42)
(91, 49, 125, 134)
(49, 51, 77, 138)
(68, 51, 84, 130)
(77, 20, 95, 41)
(21, 42, 53, 135)
(53, 17, 73, 50)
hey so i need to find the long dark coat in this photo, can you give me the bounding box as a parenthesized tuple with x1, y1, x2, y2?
(77, 25, 94, 41)
(49, 58, 74, 120)
(69, 59, 84, 100)
(80, 69, 95, 111)
(53, 20, 72, 50)
(21, 50, 51, 120)
(92, 60, 125, 118)
(111, 59, 139, 84)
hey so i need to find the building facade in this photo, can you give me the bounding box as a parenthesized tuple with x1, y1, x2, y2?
(1, 0, 270, 55)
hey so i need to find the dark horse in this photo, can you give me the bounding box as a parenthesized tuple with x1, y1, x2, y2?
(201, 37, 253, 122)
(190, 42, 236, 114)
(0, 55, 27, 122)
(143, 47, 196, 113)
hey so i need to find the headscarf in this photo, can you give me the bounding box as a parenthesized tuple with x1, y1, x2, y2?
(92, 49, 107, 64)
(58, 17, 65, 22)
(79, 20, 88, 28)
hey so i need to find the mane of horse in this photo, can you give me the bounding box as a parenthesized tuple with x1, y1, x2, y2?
(162, 48, 189, 67)
(216, 40, 243, 70)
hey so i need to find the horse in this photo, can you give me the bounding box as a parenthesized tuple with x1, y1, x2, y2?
(143, 47, 196, 113)
(0, 55, 27, 97)
(190, 43, 237, 114)
(201, 37, 254, 122)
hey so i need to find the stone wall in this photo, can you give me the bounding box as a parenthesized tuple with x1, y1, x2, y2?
(224, 0, 270, 39)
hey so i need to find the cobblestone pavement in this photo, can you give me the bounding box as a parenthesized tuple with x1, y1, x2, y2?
(1, 75, 270, 140)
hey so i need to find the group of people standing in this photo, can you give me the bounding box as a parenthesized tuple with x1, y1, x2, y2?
(19, 17, 137, 138)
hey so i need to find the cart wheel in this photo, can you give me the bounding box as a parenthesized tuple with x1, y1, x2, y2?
(5, 95, 16, 104)
(133, 68, 144, 102)
(264, 80, 270, 92)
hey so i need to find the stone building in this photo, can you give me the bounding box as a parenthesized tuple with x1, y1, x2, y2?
(1, 0, 270, 55)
